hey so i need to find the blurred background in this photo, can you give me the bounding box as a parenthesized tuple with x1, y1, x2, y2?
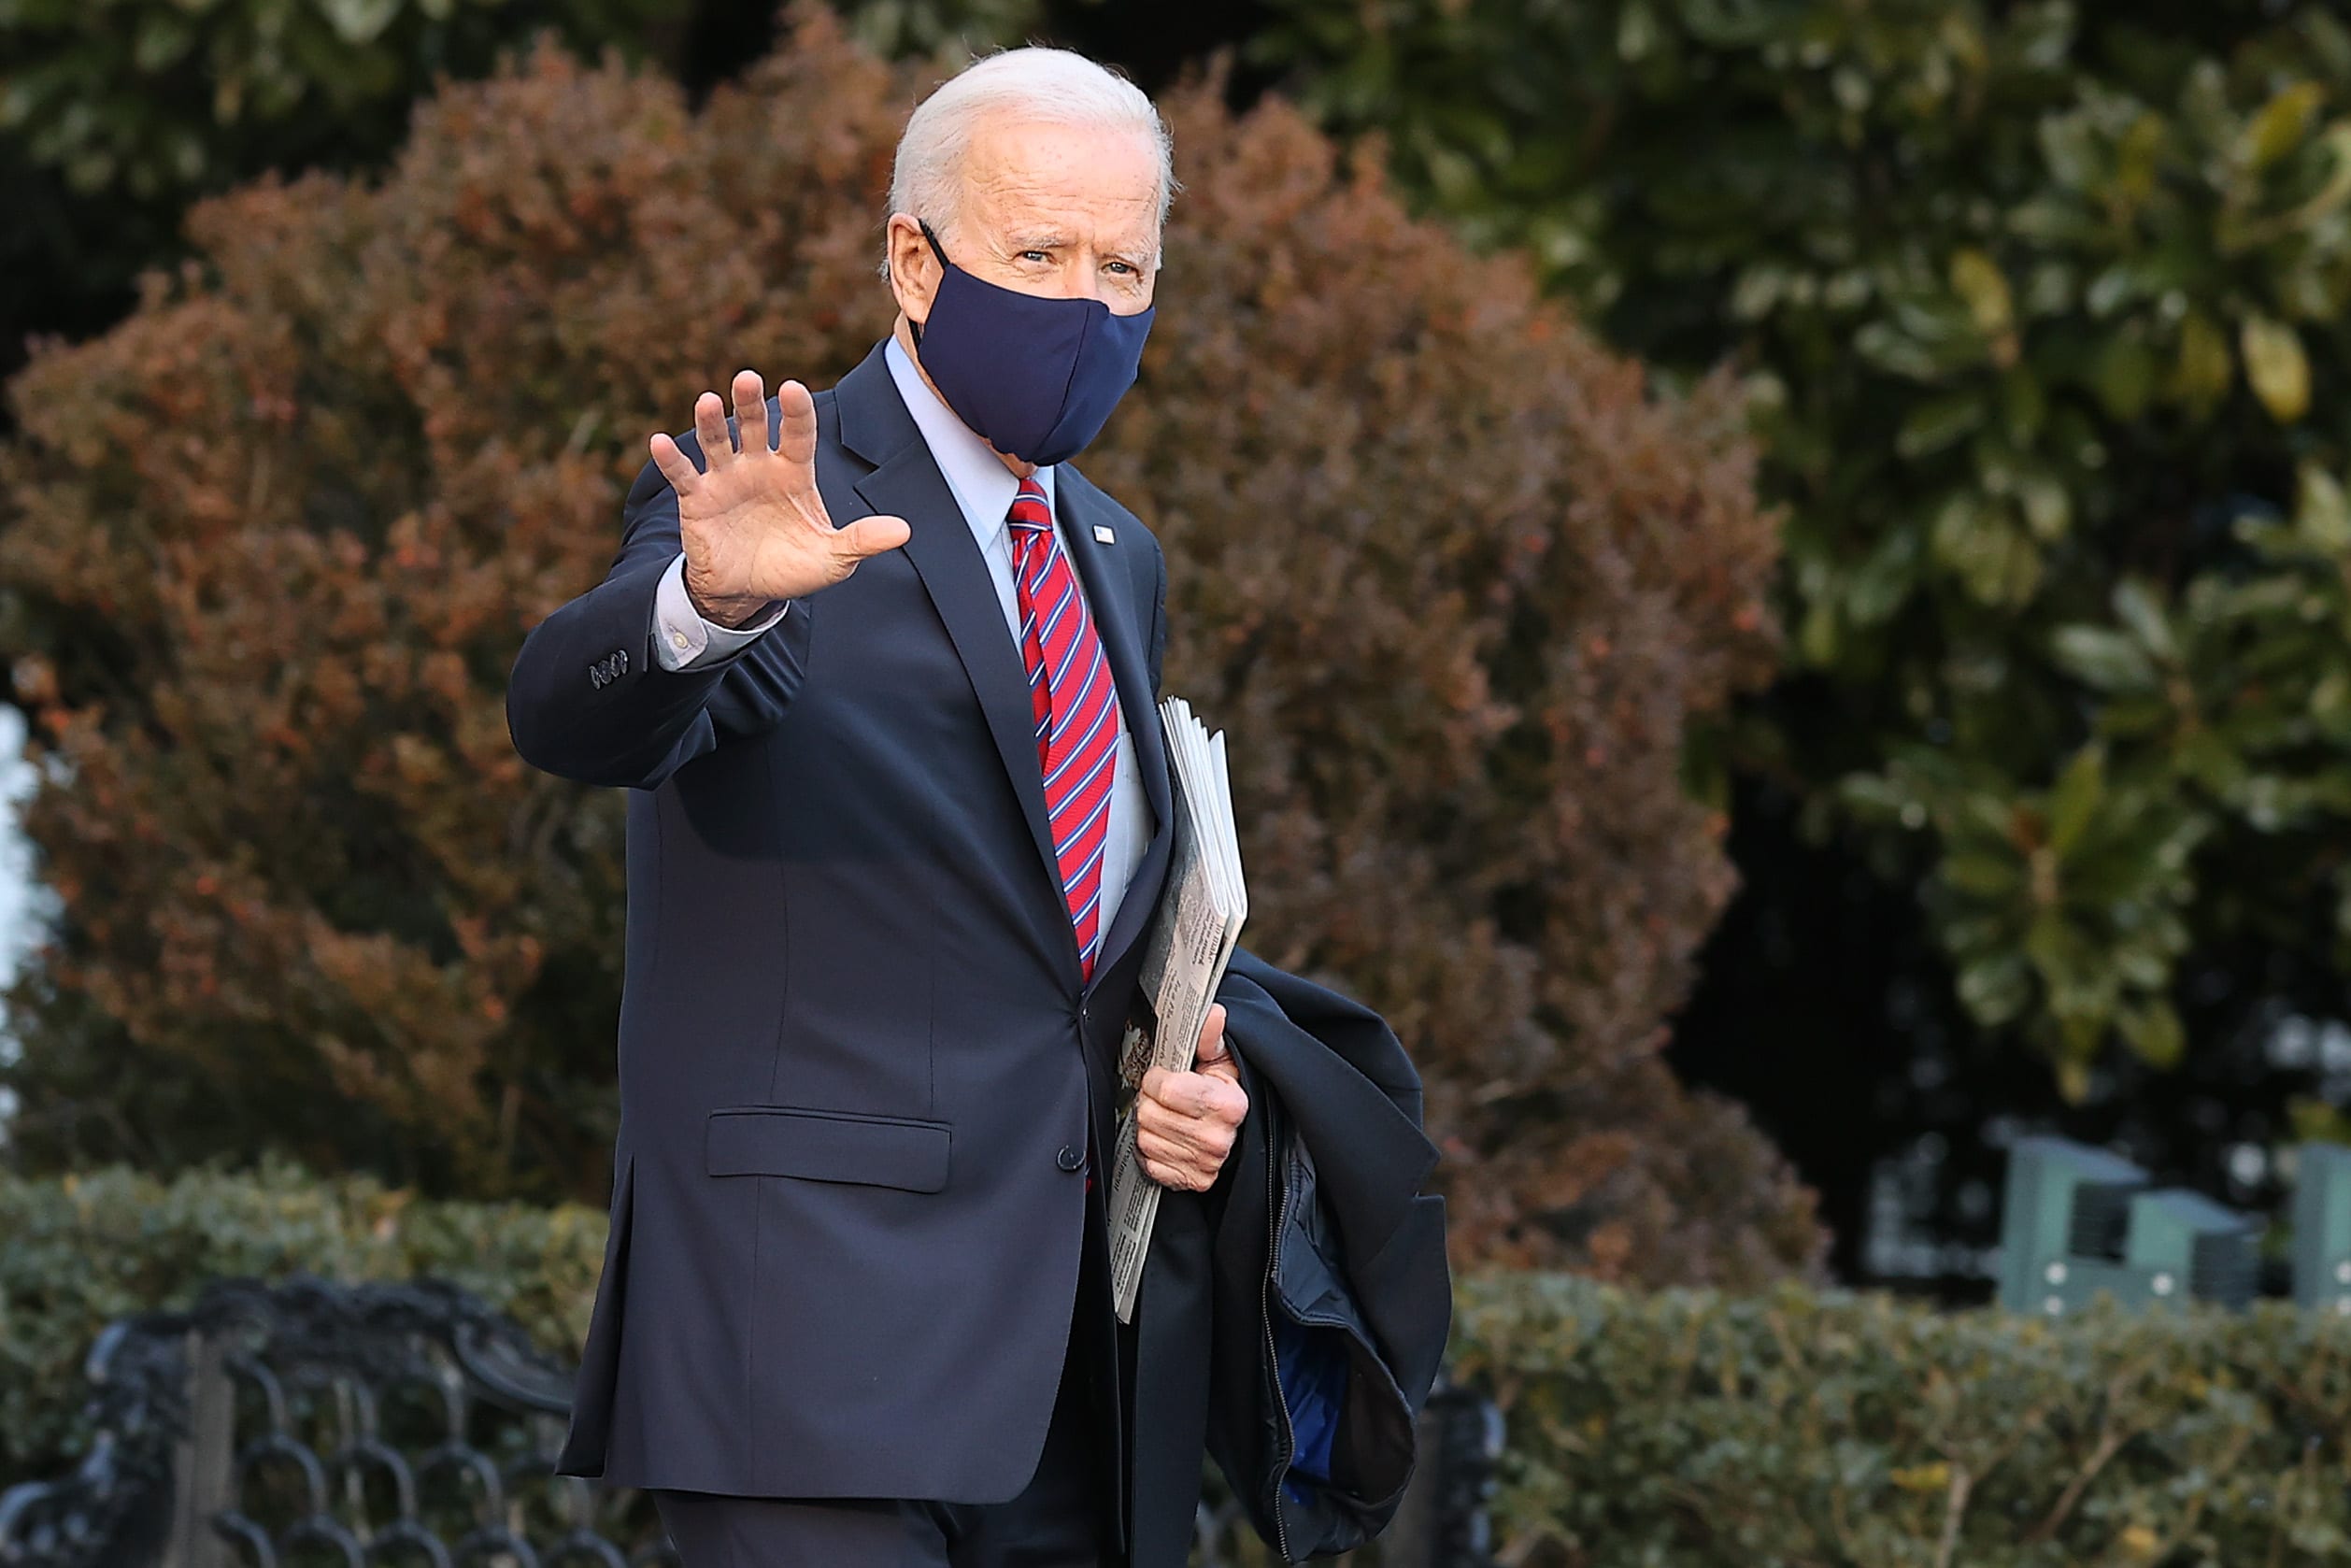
(6, 1, 2351, 1559)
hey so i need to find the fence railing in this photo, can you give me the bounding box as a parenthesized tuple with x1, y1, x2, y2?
(0, 1276, 1499, 1568)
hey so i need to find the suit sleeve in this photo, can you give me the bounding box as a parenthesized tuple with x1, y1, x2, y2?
(506, 432, 808, 791)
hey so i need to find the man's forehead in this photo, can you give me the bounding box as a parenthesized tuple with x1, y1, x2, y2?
(960, 115, 1160, 213)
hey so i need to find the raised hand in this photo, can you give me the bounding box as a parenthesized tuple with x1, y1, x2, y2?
(650, 371, 911, 627)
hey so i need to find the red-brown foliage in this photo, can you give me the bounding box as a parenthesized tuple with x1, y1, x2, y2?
(0, 12, 1818, 1282)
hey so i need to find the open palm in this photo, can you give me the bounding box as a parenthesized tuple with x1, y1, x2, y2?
(650, 370, 909, 627)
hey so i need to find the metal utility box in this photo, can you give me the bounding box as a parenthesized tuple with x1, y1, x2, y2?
(1998, 1137, 2258, 1316)
(2292, 1143, 2351, 1317)
(1997, 1136, 2149, 1316)
(2124, 1188, 2258, 1310)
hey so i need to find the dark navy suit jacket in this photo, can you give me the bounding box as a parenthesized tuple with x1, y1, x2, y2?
(506, 340, 1176, 1504)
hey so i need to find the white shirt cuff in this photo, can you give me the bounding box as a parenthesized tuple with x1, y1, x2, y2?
(652, 553, 787, 671)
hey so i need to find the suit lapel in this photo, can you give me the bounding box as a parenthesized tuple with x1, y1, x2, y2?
(1057, 471, 1176, 992)
(839, 348, 1064, 914)
(836, 343, 1176, 994)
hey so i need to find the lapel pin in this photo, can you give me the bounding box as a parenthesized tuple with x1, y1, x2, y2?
(1093, 524, 1117, 545)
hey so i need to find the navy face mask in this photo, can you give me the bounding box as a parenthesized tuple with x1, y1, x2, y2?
(909, 221, 1155, 466)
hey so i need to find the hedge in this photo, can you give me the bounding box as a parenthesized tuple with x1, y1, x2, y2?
(1456, 1273, 2351, 1566)
(0, 1162, 605, 1487)
(7, 1166, 2347, 1561)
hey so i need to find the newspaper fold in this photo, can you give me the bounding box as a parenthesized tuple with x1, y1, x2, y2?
(1106, 696, 1247, 1323)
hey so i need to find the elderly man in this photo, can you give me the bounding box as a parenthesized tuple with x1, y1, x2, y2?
(507, 45, 1446, 1568)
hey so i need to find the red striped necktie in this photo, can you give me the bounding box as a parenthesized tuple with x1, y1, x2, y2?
(1008, 477, 1119, 980)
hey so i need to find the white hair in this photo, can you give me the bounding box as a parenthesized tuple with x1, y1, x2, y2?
(884, 48, 1176, 276)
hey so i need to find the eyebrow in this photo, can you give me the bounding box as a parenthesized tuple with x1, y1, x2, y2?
(1004, 232, 1154, 268)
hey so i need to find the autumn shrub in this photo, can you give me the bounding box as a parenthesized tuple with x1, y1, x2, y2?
(0, 9, 1814, 1282)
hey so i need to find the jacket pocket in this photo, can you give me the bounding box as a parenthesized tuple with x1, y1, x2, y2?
(704, 1105, 951, 1192)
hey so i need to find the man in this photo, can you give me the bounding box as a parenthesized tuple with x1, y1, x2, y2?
(507, 47, 1445, 1568)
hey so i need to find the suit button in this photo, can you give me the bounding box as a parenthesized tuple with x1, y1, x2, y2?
(1056, 1145, 1084, 1173)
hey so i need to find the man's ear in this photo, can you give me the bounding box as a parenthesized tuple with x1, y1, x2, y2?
(886, 214, 938, 329)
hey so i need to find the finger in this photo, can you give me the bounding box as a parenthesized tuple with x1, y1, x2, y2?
(1190, 1008, 1239, 1090)
(732, 369, 771, 458)
(1195, 1004, 1228, 1062)
(1136, 1093, 1239, 1167)
(1153, 1069, 1245, 1124)
(1141, 1067, 1227, 1124)
(833, 513, 910, 562)
(1196, 1075, 1248, 1127)
(775, 379, 819, 472)
(648, 432, 702, 493)
(1137, 1139, 1209, 1192)
(1197, 1053, 1242, 1090)
(1133, 1097, 1204, 1162)
(1147, 1116, 1232, 1168)
(1133, 1092, 1174, 1142)
(691, 391, 734, 470)
(1194, 1011, 1241, 1086)
(1141, 1154, 1196, 1190)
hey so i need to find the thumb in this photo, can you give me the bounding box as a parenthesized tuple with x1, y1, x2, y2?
(1196, 1003, 1229, 1063)
(835, 513, 911, 560)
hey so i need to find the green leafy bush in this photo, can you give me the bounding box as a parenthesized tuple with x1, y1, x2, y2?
(1455, 1272, 2351, 1567)
(0, 1162, 605, 1487)
(0, 0, 665, 203)
(1260, 0, 2351, 1097)
(7, 1166, 2347, 1564)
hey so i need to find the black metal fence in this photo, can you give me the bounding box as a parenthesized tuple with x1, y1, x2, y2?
(0, 1277, 1499, 1568)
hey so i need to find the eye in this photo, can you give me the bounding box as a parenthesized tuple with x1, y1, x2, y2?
(1105, 261, 1136, 277)
(1019, 249, 1051, 264)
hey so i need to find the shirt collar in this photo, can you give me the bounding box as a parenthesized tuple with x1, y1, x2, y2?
(882, 335, 1055, 537)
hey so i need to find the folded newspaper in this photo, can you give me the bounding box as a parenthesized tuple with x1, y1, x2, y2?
(1106, 696, 1248, 1323)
